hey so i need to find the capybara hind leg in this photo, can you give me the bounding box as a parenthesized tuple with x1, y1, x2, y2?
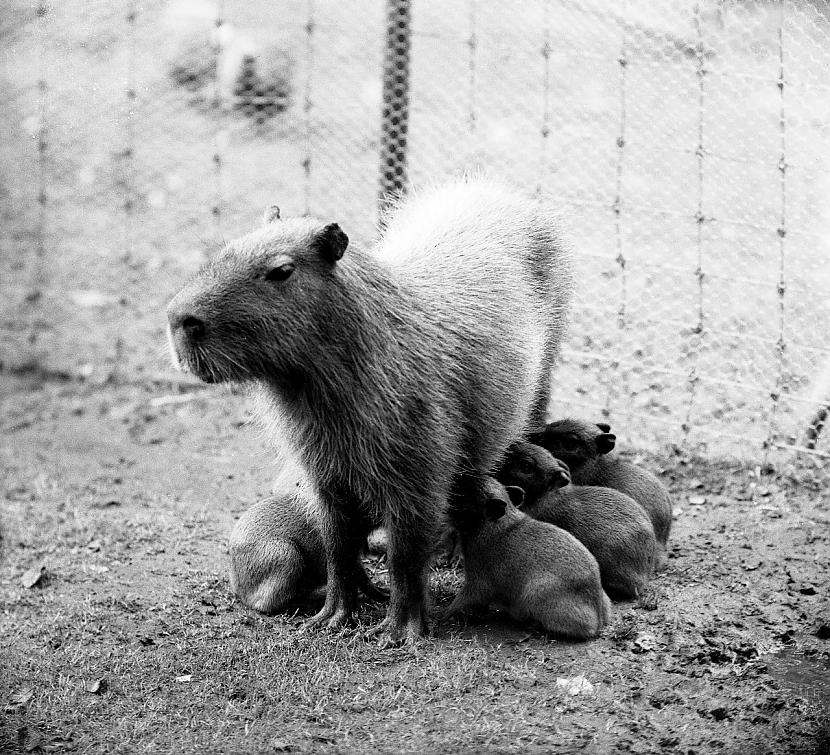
(244, 575, 299, 615)
(545, 605, 604, 641)
(527, 344, 558, 429)
(442, 583, 489, 621)
(230, 539, 306, 615)
(522, 582, 606, 640)
(528, 380, 551, 430)
(603, 574, 642, 602)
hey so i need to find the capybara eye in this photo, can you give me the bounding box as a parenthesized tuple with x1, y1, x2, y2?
(265, 263, 295, 282)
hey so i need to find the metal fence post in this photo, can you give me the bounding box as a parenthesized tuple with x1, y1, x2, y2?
(378, 0, 411, 216)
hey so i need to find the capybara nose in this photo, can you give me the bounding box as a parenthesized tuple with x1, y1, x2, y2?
(168, 303, 206, 342)
(180, 315, 205, 341)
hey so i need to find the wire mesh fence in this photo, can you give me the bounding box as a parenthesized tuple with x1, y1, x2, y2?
(1, 0, 829, 461)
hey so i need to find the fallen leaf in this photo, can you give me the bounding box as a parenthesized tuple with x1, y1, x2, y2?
(21, 725, 43, 752)
(4, 687, 34, 713)
(85, 678, 107, 694)
(555, 675, 594, 696)
(41, 735, 76, 752)
(632, 632, 657, 653)
(175, 674, 193, 683)
(21, 566, 48, 589)
(513, 676, 537, 689)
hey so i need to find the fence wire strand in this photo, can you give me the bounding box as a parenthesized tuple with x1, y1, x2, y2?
(3, 0, 830, 461)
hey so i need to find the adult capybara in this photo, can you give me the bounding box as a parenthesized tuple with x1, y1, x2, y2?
(167, 178, 572, 646)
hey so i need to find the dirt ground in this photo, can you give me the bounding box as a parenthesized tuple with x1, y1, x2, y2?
(1, 369, 828, 754)
(2, 2, 829, 752)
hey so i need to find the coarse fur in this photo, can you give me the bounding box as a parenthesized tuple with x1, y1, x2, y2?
(229, 479, 386, 614)
(444, 477, 610, 641)
(167, 177, 572, 646)
(529, 418, 673, 571)
(497, 442, 656, 601)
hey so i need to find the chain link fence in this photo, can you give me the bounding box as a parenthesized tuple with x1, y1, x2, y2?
(2, 0, 829, 461)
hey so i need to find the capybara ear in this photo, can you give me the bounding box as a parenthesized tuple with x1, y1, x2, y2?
(596, 432, 616, 454)
(314, 223, 349, 262)
(504, 485, 525, 509)
(596, 422, 612, 433)
(263, 205, 281, 224)
(484, 496, 508, 521)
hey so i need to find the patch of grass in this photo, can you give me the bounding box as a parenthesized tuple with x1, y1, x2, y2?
(2, 388, 830, 752)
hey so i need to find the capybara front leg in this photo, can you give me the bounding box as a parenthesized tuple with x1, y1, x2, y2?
(369, 511, 432, 648)
(302, 500, 362, 632)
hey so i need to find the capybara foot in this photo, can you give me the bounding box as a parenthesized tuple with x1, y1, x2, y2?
(368, 613, 428, 648)
(301, 603, 354, 633)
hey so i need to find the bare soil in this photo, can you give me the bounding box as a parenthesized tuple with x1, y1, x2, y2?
(1, 370, 828, 754)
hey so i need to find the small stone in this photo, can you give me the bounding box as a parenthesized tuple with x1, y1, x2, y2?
(21, 566, 48, 589)
(555, 675, 594, 696)
(85, 678, 107, 694)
